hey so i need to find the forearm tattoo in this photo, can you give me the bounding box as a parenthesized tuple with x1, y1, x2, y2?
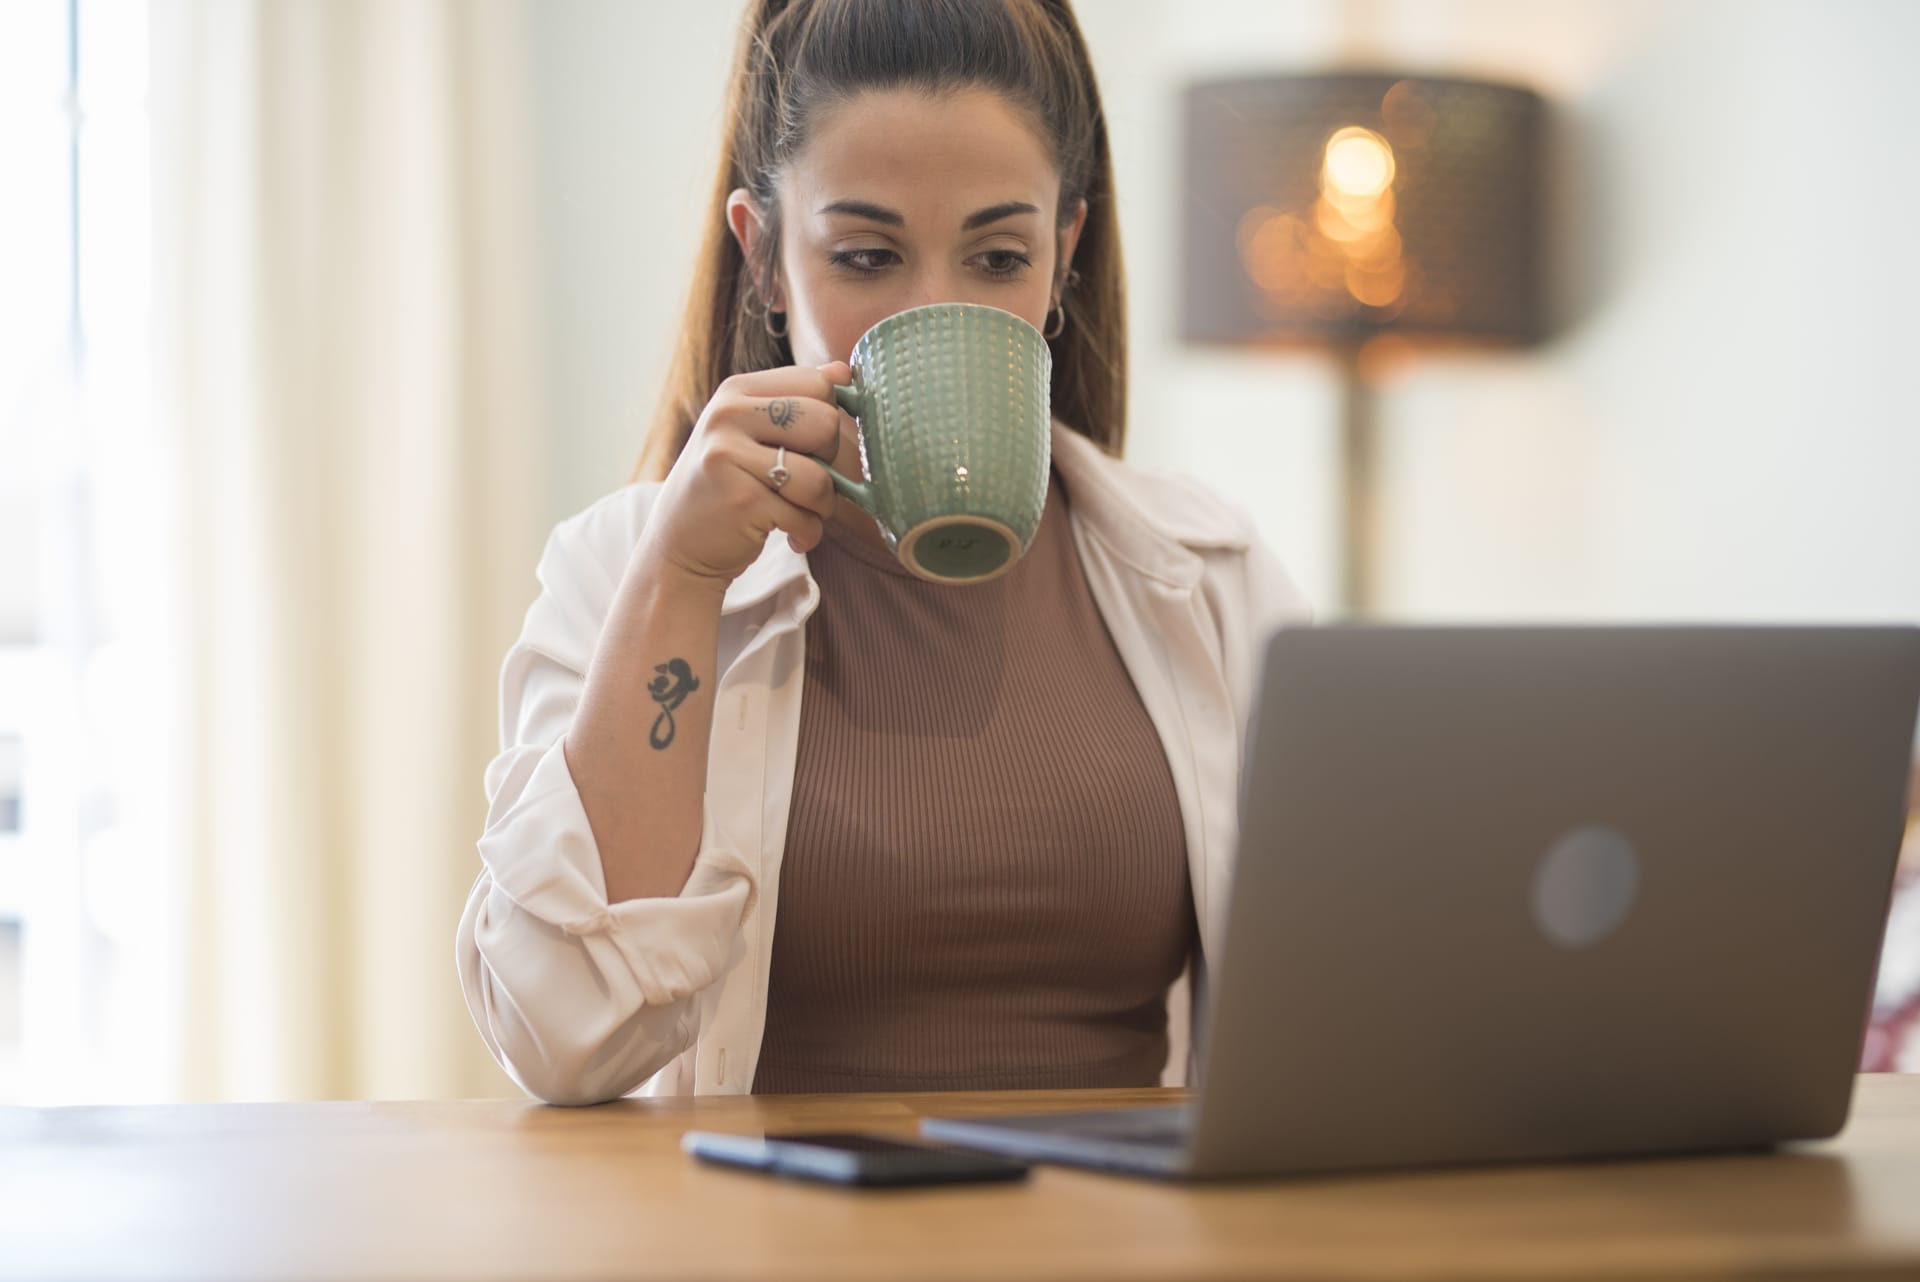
(647, 658, 701, 750)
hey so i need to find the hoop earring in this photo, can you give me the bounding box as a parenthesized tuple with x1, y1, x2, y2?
(765, 308, 788, 339)
(1043, 300, 1066, 340)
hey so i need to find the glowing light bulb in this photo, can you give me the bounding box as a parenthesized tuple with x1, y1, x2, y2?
(1322, 127, 1396, 199)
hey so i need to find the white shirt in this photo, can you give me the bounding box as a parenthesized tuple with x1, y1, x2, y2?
(456, 424, 1312, 1104)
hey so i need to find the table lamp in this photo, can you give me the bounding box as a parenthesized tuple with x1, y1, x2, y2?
(1182, 73, 1549, 615)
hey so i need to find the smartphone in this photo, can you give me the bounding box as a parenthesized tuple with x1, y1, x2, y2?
(680, 1129, 1030, 1187)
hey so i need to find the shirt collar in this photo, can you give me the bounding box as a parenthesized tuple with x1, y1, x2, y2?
(1048, 422, 1249, 588)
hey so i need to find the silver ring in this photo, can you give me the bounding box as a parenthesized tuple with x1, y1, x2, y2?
(767, 445, 790, 492)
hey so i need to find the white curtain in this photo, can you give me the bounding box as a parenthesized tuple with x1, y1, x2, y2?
(151, 0, 540, 1100)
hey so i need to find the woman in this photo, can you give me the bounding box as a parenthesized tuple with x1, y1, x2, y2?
(457, 0, 1310, 1105)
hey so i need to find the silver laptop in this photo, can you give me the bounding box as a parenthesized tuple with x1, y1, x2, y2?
(921, 626, 1920, 1179)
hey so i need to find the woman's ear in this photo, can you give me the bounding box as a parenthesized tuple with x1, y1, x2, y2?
(726, 188, 786, 312)
(1054, 197, 1089, 304)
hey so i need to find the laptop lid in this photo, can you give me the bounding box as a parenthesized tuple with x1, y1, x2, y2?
(1187, 626, 1920, 1178)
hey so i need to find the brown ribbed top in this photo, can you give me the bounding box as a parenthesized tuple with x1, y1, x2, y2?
(752, 472, 1194, 1094)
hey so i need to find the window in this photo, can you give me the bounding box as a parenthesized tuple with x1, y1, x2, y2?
(0, 0, 170, 1104)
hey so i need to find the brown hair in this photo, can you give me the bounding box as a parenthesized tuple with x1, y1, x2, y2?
(633, 0, 1126, 482)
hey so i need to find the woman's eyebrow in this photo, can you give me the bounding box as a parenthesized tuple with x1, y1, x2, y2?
(815, 199, 1041, 230)
(961, 201, 1040, 230)
(818, 199, 904, 226)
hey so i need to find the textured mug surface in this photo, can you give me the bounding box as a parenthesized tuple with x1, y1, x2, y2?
(825, 302, 1052, 584)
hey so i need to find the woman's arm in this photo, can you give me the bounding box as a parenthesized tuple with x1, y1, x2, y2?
(457, 511, 749, 1104)
(563, 363, 845, 904)
(458, 365, 847, 1103)
(564, 556, 727, 903)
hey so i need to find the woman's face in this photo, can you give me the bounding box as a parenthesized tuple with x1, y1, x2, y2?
(730, 87, 1086, 369)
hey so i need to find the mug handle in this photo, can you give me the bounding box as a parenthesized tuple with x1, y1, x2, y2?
(821, 383, 879, 514)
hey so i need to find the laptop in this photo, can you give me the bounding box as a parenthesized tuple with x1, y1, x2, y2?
(920, 626, 1920, 1179)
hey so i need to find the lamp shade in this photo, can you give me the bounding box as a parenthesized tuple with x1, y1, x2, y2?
(1182, 73, 1547, 348)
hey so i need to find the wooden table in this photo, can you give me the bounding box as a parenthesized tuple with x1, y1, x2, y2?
(6, 1076, 1920, 1281)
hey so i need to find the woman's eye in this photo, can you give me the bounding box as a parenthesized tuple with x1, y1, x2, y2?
(974, 249, 1032, 279)
(828, 248, 897, 274)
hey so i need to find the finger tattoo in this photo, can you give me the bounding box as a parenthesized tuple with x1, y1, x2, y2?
(760, 398, 797, 430)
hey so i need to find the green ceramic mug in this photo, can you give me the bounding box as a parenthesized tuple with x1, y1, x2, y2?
(822, 302, 1052, 585)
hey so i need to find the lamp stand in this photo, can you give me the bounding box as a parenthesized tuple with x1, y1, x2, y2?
(1337, 344, 1380, 618)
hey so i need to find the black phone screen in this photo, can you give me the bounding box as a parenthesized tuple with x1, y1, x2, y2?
(683, 1129, 1030, 1187)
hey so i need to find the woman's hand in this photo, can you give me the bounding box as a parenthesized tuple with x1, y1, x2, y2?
(635, 362, 851, 592)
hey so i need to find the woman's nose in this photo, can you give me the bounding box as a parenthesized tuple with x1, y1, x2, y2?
(905, 269, 963, 310)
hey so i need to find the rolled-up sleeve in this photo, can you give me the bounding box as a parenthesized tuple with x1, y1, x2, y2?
(455, 515, 754, 1106)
